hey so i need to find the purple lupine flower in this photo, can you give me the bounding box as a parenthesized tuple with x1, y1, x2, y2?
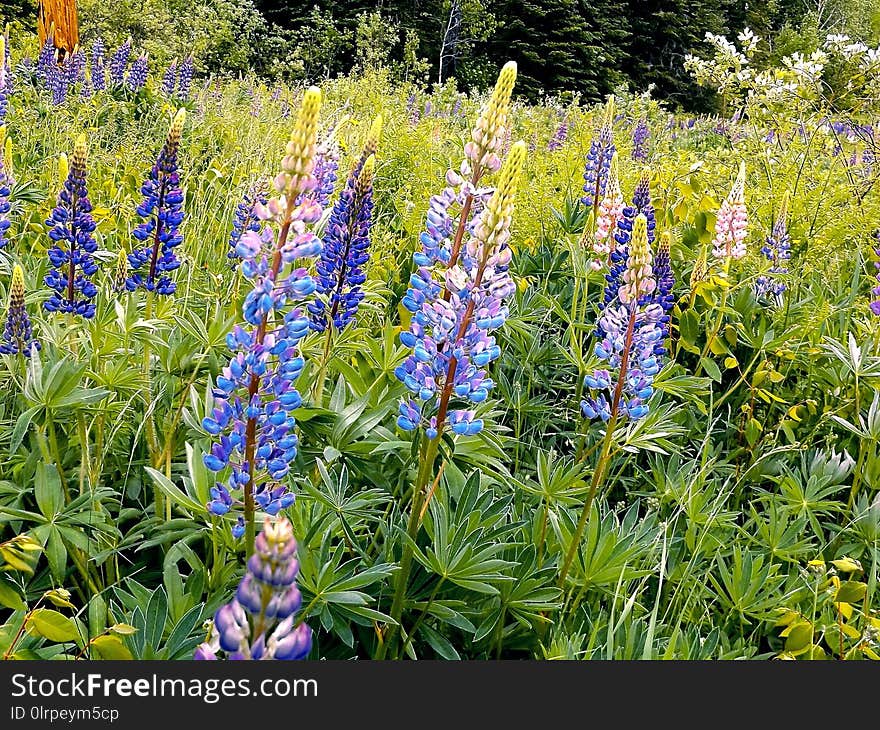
(2, 26, 12, 95)
(0, 145, 10, 248)
(194, 517, 312, 660)
(452, 95, 463, 117)
(36, 38, 55, 83)
(755, 193, 791, 305)
(650, 234, 674, 356)
(0, 265, 39, 356)
(126, 110, 186, 295)
(47, 61, 69, 105)
(202, 88, 324, 544)
(44, 137, 100, 319)
(308, 154, 375, 332)
(90, 37, 106, 91)
(228, 181, 268, 267)
(547, 117, 569, 151)
(161, 59, 177, 97)
(0, 59, 8, 121)
(582, 215, 662, 423)
(872, 229, 880, 316)
(395, 142, 526, 439)
(301, 134, 339, 210)
(177, 55, 194, 99)
(108, 38, 131, 85)
(407, 93, 419, 125)
(127, 54, 148, 91)
(582, 97, 616, 209)
(66, 49, 85, 86)
(632, 118, 649, 161)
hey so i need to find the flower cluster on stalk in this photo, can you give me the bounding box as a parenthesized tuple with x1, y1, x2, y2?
(755, 191, 791, 305)
(44, 135, 100, 318)
(394, 63, 520, 439)
(581, 96, 616, 209)
(0, 129, 10, 249)
(0, 38, 9, 121)
(711, 162, 747, 262)
(309, 116, 381, 333)
(202, 88, 324, 540)
(195, 517, 311, 660)
(177, 56, 194, 100)
(228, 181, 268, 267)
(582, 215, 663, 423)
(0, 265, 39, 356)
(90, 38, 106, 91)
(548, 117, 569, 151)
(590, 153, 623, 270)
(632, 117, 649, 161)
(870, 229, 880, 316)
(108, 39, 131, 86)
(126, 109, 186, 295)
(127, 54, 148, 92)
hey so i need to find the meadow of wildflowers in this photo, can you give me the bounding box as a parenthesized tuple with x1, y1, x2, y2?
(0, 25, 879, 663)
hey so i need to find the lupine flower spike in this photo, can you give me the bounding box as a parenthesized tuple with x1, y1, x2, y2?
(161, 59, 178, 98)
(90, 37, 106, 91)
(651, 232, 675, 355)
(872, 229, 880, 316)
(310, 115, 381, 333)
(755, 191, 791, 305)
(202, 88, 324, 553)
(632, 117, 649, 161)
(0, 265, 39, 356)
(44, 135, 100, 318)
(126, 109, 186, 295)
(177, 56, 194, 99)
(0, 128, 10, 249)
(127, 54, 148, 92)
(0, 38, 8, 121)
(194, 517, 311, 660)
(582, 96, 616, 210)
(582, 215, 663, 423)
(589, 153, 623, 270)
(108, 38, 131, 86)
(711, 161, 747, 264)
(396, 141, 527, 439)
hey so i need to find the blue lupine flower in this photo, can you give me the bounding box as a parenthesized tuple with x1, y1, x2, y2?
(90, 38, 106, 91)
(308, 152, 376, 333)
(0, 144, 10, 249)
(47, 61, 69, 105)
(177, 55, 193, 99)
(66, 49, 85, 86)
(203, 88, 324, 542)
(755, 192, 791, 306)
(632, 117, 649, 161)
(395, 141, 526, 439)
(161, 59, 177, 97)
(0, 42, 9, 121)
(582, 96, 616, 209)
(0, 265, 39, 357)
(36, 38, 55, 83)
(108, 38, 131, 85)
(127, 54, 148, 91)
(43, 137, 100, 319)
(126, 110, 186, 295)
(650, 234, 674, 356)
(228, 182, 268, 267)
(872, 229, 880, 317)
(304, 137, 339, 210)
(582, 215, 663, 423)
(194, 517, 312, 661)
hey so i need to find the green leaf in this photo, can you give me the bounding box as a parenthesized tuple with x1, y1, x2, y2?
(144, 588, 168, 651)
(91, 635, 133, 660)
(27, 608, 79, 643)
(699, 356, 722, 384)
(835, 581, 867, 604)
(35, 464, 64, 519)
(679, 309, 700, 345)
(784, 622, 813, 654)
(9, 407, 39, 455)
(0, 577, 26, 611)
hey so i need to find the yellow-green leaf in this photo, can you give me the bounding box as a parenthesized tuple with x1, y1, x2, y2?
(26, 609, 79, 643)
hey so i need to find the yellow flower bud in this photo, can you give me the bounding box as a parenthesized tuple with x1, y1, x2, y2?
(357, 154, 376, 199)
(10, 263, 24, 308)
(364, 114, 383, 157)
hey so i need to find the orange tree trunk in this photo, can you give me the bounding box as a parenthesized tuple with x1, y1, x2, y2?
(38, 0, 79, 57)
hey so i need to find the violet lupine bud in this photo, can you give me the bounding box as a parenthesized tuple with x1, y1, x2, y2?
(0, 265, 40, 357)
(194, 517, 312, 661)
(590, 153, 623, 270)
(127, 54, 148, 91)
(90, 37, 106, 91)
(632, 117, 649, 161)
(711, 162, 748, 262)
(581, 96, 616, 209)
(755, 191, 791, 305)
(108, 38, 131, 86)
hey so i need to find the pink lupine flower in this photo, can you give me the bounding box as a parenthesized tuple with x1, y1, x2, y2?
(712, 162, 748, 261)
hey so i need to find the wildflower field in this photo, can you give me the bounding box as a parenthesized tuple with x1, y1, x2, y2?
(0, 25, 879, 662)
